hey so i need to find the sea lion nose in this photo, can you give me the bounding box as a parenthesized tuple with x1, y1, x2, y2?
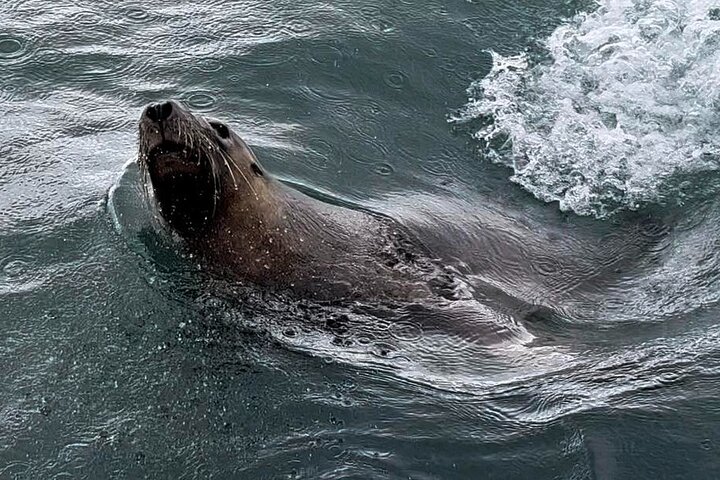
(144, 101, 174, 123)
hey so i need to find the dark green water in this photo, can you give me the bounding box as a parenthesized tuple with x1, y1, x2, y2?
(2, 0, 720, 478)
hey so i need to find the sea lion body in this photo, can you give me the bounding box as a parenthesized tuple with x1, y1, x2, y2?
(137, 100, 663, 329)
(138, 100, 466, 304)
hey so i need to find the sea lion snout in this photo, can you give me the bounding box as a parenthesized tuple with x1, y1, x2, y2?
(138, 100, 199, 154)
(144, 100, 175, 123)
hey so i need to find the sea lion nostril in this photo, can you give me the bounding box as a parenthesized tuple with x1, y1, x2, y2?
(146, 101, 174, 123)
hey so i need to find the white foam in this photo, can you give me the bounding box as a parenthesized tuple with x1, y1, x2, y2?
(454, 0, 720, 217)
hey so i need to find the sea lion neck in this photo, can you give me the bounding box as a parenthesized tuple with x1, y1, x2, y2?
(205, 179, 357, 255)
(194, 178, 382, 289)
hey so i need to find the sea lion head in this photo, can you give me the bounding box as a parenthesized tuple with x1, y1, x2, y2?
(137, 100, 267, 237)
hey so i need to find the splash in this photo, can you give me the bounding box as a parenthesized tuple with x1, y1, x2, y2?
(454, 0, 720, 217)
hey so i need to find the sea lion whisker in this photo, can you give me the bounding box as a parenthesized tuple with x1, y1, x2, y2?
(199, 131, 239, 190)
(219, 146, 257, 198)
(220, 151, 240, 189)
(209, 156, 219, 220)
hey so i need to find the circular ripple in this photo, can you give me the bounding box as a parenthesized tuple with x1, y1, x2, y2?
(183, 91, 219, 111)
(284, 18, 313, 35)
(181, 34, 224, 57)
(636, 218, 670, 240)
(0, 254, 40, 294)
(123, 5, 152, 24)
(308, 137, 334, 158)
(34, 48, 65, 65)
(2, 258, 28, 278)
(388, 320, 423, 342)
(282, 327, 297, 338)
(301, 84, 351, 108)
(355, 334, 374, 346)
(343, 137, 389, 166)
(423, 46, 439, 58)
(305, 138, 334, 171)
(382, 70, 407, 89)
(0, 84, 21, 101)
(373, 163, 394, 176)
(247, 25, 270, 38)
(635, 218, 672, 253)
(143, 33, 178, 54)
(0, 34, 28, 61)
(529, 255, 563, 276)
(166, 17, 192, 30)
(309, 44, 343, 66)
(70, 10, 105, 27)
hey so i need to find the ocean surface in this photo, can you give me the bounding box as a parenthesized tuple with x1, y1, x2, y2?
(2, 0, 720, 478)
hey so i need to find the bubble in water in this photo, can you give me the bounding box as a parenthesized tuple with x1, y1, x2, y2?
(453, 0, 720, 218)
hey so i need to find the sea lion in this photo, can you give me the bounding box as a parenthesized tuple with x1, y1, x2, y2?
(136, 100, 670, 341)
(137, 100, 474, 304)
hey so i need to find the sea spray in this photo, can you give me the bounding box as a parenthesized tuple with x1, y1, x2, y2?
(454, 0, 720, 217)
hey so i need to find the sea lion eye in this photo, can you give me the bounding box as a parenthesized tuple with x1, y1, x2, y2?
(210, 122, 229, 139)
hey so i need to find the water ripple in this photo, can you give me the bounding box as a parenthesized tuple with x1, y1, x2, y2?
(0, 34, 29, 62)
(0, 253, 46, 294)
(180, 33, 226, 57)
(65, 9, 106, 28)
(0, 84, 21, 102)
(190, 58, 224, 74)
(373, 163, 394, 176)
(165, 16, 192, 30)
(283, 18, 314, 35)
(308, 43, 344, 66)
(121, 4, 153, 24)
(183, 90, 220, 112)
(304, 137, 334, 171)
(34, 47, 65, 66)
(388, 320, 423, 342)
(382, 70, 408, 89)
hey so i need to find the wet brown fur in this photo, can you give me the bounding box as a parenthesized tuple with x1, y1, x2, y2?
(138, 100, 456, 302)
